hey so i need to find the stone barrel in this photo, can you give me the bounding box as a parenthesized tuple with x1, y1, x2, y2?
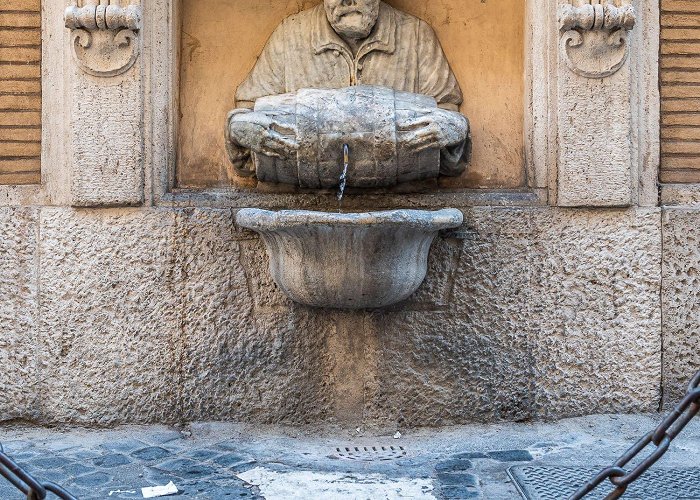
(253, 85, 441, 189)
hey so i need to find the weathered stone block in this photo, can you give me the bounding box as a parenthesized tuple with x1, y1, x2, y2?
(172, 208, 250, 420)
(185, 308, 334, 424)
(32, 207, 335, 425)
(531, 208, 662, 416)
(661, 209, 700, 407)
(557, 23, 634, 206)
(37, 208, 180, 424)
(0, 208, 38, 421)
(554, 1, 642, 207)
(366, 208, 537, 425)
(70, 72, 143, 206)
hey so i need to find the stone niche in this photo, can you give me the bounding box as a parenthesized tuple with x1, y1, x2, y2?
(177, 0, 525, 190)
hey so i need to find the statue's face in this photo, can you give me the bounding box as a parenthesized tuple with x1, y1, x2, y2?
(324, 0, 381, 40)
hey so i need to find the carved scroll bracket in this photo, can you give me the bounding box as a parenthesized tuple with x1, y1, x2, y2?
(558, 3, 636, 79)
(65, 1, 142, 78)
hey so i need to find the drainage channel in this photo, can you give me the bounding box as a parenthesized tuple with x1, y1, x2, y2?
(334, 446, 407, 462)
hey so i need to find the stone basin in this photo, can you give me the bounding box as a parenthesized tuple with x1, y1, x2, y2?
(236, 208, 463, 309)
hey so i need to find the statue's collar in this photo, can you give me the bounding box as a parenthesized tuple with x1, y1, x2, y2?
(312, 2, 396, 58)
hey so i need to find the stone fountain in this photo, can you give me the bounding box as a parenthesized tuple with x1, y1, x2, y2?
(228, 0, 470, 309)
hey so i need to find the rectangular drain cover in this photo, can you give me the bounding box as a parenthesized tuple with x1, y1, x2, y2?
(335, 446, 406, 462)
(508, 466, 700, 500)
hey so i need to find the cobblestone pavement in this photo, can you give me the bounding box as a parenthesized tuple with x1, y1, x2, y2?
(0, 414, 698, 499)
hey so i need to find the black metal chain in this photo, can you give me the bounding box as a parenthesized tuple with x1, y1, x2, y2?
(570, 369, 700, 500)
(0, 443, 78, 500)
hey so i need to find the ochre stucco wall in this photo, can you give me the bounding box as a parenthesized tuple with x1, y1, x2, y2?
(177, 0, 525, 189)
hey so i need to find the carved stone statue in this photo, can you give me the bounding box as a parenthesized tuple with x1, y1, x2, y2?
(225, 0, 470, 188)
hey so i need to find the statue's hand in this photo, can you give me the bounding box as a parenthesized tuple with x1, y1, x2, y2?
(228, 110, 299, 159)
(397, 108, 469, 153)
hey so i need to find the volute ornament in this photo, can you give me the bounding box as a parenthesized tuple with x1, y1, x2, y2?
(65, 1, 142, 78)
(558, 3, 636, 79)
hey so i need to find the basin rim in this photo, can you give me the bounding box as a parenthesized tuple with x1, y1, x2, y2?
(236, 208, 464, 231)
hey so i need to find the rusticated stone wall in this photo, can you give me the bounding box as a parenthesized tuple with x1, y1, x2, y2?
(0, 0, 692, 431)
(0, 206, 669, 427)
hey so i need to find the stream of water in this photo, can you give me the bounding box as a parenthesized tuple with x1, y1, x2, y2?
(337, 143, 350, 211)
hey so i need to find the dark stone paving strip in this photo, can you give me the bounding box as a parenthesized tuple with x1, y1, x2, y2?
(70, 471, 112, 487)
(100, 439, 149, 453)
(0, 429, 571, 500)
(435, 458, 473, 472)
(0, 434, 262, 500)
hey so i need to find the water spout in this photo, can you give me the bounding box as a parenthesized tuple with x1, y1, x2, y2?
(337, 144, 350, 211)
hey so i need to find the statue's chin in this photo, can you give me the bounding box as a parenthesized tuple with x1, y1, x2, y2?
(332, 16, 374, 40)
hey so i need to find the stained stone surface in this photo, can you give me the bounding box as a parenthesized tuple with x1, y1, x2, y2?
(0, 206, 665, 426)
(661, 209, 700, 407)
(175, 209, 334, 423)
(31, 208, 335, 426)
(365, 208, 661, 425)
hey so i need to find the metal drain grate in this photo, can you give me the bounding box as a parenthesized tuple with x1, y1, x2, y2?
(508, 466, 700, 500)
(334, 446, 407, 462)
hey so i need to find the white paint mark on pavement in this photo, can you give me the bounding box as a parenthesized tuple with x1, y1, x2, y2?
(238, 467, 435, 499)
(141, 481, 179, 498)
